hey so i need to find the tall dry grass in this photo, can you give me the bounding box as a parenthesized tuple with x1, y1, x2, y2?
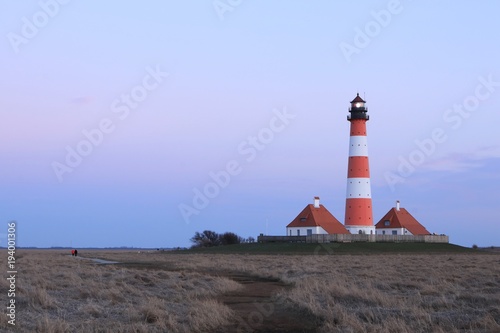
(108, 251, 499, 333)
(0, 250, 239, 332)
(1, 249, 498, 332)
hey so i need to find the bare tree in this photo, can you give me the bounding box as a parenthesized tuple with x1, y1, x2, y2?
(190, 230, 221, 248)
(220, 232, 242, 245)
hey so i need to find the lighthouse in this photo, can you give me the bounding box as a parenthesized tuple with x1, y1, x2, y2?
(344, 93, 375, 234)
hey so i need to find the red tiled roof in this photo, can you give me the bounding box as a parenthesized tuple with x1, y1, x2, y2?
(286, 204, 349, 234)
(375, 207, 431, 235)
(350, 93, 366, 103)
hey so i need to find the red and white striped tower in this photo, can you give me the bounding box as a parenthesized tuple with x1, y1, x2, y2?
(344, 93, 375, 234)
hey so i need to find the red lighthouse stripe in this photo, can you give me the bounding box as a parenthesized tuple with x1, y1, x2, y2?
(347, 156, 370, 178)
(344, 198, 373, 226)
(350, 119, 367, 136)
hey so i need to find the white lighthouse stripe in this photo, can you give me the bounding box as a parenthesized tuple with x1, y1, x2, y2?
(348, 136, 368, 157)
(346, 177, 372, 198)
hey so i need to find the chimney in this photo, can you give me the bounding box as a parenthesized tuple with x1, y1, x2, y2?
(396, 200, 400, 211)
(314, 196, 320, 208)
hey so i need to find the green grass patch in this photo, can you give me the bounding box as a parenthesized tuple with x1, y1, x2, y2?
(175, 242, 474, 255)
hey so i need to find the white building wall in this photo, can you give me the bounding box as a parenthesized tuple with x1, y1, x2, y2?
(376, 228, 412, 235)
(345, 225, 375, 235)
(286, 226, 326, 236)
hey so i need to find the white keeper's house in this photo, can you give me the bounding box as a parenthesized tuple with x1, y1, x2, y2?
(286, 197, 349, 236)
(375, 201, 431, 236)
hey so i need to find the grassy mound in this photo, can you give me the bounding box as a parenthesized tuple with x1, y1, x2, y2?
(179, 242, 473, 255)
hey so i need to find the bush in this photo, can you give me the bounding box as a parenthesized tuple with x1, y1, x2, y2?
(220, 232, 242, 245)
(190, 230, 221, 248)
(190, 230, 246, 248)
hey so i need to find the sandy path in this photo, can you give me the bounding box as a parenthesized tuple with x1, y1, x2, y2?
(76, 258, 322, 332)
(218, 272, 321, 333)
(68, 255, 120, 265)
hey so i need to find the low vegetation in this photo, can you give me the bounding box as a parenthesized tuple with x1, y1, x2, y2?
(189, 230, 254, 248)
(182, 242, 475, 254)
(1, 250, 239, 332)
(1, 248, 498, 332)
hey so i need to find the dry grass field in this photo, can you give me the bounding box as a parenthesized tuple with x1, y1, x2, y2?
(1, 248, 499, 332)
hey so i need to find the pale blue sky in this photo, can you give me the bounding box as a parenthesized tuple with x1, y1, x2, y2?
(1, 1, 499, 248)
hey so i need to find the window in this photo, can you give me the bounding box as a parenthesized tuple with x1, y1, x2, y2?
(382, 231, 386, 235)
(300, 217, 306, 222)
(384, 220, 390, 226)
(297, 230, 300, 236)
(392, 230, 397, 235)
(289, 230, 292, 236)
(307, 229, 312, 236)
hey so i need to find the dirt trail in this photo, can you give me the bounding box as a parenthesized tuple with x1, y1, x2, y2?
(92, 260, 321, 332)
(218, 272, 321, 333)
(69, 255, 120, 264)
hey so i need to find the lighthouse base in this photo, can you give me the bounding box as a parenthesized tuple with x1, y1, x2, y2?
(345, 225, 375, 235)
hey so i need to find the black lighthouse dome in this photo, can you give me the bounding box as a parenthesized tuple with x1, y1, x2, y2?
(348, 93, 369, 120)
